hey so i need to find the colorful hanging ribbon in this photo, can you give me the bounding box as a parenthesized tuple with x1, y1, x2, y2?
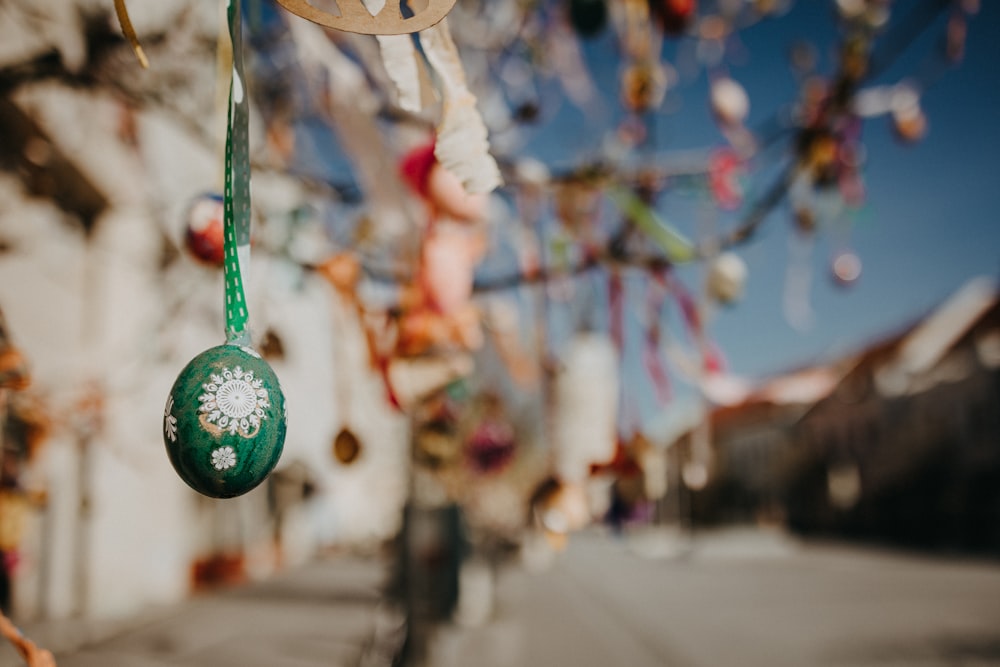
(643, 269, 672, 405)
(608, 187, 696, 263)
(669, 274, 724, 374)
(608, 271, 640, 439)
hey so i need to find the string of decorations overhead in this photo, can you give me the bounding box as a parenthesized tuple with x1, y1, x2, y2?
(108, 0, 977, 499)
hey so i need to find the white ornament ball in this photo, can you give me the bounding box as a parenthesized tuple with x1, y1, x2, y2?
(707, 252, 748, 304)
(710, 77, 750, 127)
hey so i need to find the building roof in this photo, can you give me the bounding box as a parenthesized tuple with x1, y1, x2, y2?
(707, 277, 1000, 432)
(873, 277, 999, 396)
(796, 276, 1000, 417)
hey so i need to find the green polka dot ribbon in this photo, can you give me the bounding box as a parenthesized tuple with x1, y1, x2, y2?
(223, 0, 252, 345)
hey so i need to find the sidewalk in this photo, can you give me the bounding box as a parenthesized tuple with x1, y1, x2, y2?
(2, 554, 397, 667)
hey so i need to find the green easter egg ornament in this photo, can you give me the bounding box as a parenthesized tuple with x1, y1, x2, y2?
(164, 345, 286, 498)
(162, 0, 285, 498)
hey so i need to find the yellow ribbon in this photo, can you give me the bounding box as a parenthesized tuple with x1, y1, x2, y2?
(114, 0, 150, 69)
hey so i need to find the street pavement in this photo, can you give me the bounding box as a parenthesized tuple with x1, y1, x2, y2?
(6, 528, 1000, 666)
(427, 528, 1000, 667)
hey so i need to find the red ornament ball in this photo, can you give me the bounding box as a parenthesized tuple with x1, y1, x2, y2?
(184, 194, 226, 266)
(650, 0, 697, 36)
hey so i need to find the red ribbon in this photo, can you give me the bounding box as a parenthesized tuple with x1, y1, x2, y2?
(644, 270, 672, 405)
(668, 273, 725, 374)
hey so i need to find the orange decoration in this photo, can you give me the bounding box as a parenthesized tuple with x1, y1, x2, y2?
(317, 252, 362, 298)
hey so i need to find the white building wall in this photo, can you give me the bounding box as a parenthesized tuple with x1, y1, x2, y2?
(0, 78, 411, 622)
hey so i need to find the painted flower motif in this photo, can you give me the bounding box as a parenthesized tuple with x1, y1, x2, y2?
(164, 395, 178, 442)
(198, 366, 270, 437)
(211, 446, 237, 471)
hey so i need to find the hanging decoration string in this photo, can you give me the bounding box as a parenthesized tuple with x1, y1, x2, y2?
(223, 0, 253, 344)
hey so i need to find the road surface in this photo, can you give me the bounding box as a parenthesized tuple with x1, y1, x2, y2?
(429, 528, 1000, 667)
(6, 528, 1000, 666)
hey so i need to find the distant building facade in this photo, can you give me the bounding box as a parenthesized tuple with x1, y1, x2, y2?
(675, 279, 1000, 556)
(786, 280, 1000, 554)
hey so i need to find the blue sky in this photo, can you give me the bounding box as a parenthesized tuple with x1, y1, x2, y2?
(519, 0, 1000, 380)
(457, 0, 998, 438)
(721, 0, 1000, 378)
(264, 0, 999, 390)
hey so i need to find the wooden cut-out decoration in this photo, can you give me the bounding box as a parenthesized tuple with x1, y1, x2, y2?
(274, 0, 457, 35)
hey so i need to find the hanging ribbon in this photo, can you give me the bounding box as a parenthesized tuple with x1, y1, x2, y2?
(421, 19, 503, 194)
(368, 313, 403, 410)
(608, 270, 625, 350)
(223, 0, 253, 345)
(667, 273, 724, 374)
(610, 269, 677, 435)
(376, 34, 423, 112)
(215, 0, 235, 188)
(608, 187, 696, 263)
(643, 269, 672, 405)
(608, 271, 640, 439)
(114, 0, 150, 68)
(360, 0, 424, 112)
